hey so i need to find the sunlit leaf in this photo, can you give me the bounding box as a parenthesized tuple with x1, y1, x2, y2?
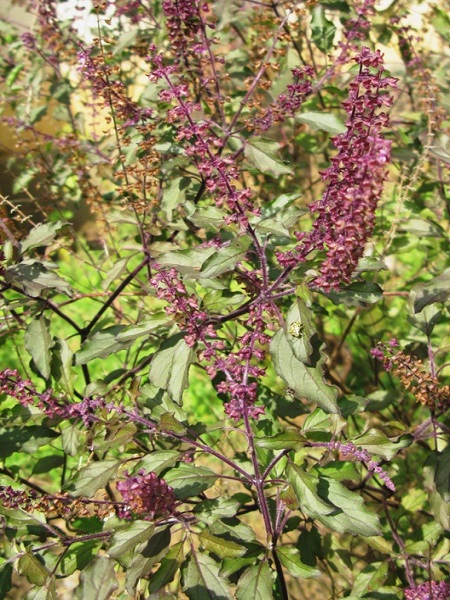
(353, 429, 412, 461)
(125, 527, 172, 594)
(199, 531, 246, 558)
(324, 282, 383, 307)
(245, 139, 293, 176)
(310, 5, 336, 52)
(351, 562, 388, 596)
(135, 450, 182, 475)
(60, 542, 100, 577)
(66, 460, 119, 497)
(109, 521, 154, 561)
(74, 556, 118, 600)
(165, 464, 218, 499)
(5, 261, 72, 297)
(183, 553, 233, 600)
(411, 267, 450, 313)
(19, 552, 49, 586)
(287, 463, 381, 536)
(20, 221, 66, 254)
(200, 237, 252, 279)
(276, 546, 320, 578)
(297, 111, 344, 134)
(270, 329, 339, 413)
(235, 563, 273, 600)
(149, 334, 195, 403)
(25, 317, 53, 380)
(148, 542, 185, 593)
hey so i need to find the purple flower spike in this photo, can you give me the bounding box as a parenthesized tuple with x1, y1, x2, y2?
(116, 470, 177, 521)
(404, 581, 450, 600)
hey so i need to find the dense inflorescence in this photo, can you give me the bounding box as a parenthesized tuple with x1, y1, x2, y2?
(404, 581, 450, 600)
(116, 470, 177, 520)
(371, 342, 450, 409)
(278, 47, 396, 290)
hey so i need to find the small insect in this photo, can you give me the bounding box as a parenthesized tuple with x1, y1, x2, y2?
(288, 321, 304, 338)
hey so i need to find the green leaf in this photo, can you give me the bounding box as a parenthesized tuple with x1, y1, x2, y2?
(61, 424, 82, 456)
(244, 139, 293, 176)
(5, 261, 72, 297)
(20, 221, 67, 254)
(285, 298, 316, 364)
(276, 546, 320, 578)
(255, 429, 305, 450)
(158, 411, 187, 434)
(0, 506, 46, 528)
(407, 304, 442, 336)
(75, 313, 168, 364)
(252, 216, 290, 237)
(423, 450, 450, 529)
(32, 454, 64, 475)
(318, 476, 381, 536)
(220, 547, 265, 578)
(287, 463, 335, 515)
(190, 206, 225, 230)
(302, 407, 336, 433)
(310, 5, 336, 52)
(30, 105, 48, 125)
(6, 64, 24, 88)
(51, 338, 74, 394)
(318, 461, 359, 482)
(94, 421, 138, 453)
(148, 541, 185, 593)
(194, 498, 239, 525)
(434, 446, 450, 501)
(148, 334, 195, 403)
(200, 237, 252, 279)
(0, 563, 13, 598)
(353, 429, 412, 461)
(115, 314, 170, 342)
(235, 563, 273, 600)
(66, 460, 119, 497)
(183, 553, 233, 600)
(297, 111, 345, 134)
(199, 531, 246, 558)
(162, 177, 187, 220)
(135, 450, 181, 476)
(101, 257, 129, 291)
(59, 541, 100, 577)
(25, 317, 53, 380)
(74, 326, 131, 365)
(74, 556, 118, 600)
(113, 29, 138, 54)
(432, 6, 450, 41)
(324, 282, 384, 306)
(156, 247, 216, 276)
(211, 518, 257, 544)
(165, 464, 218, 499)
(287, 464, 381, 536)
(12, 167, 38, 194)
(125, 526, 172, 594)
(25, 580, 57, 600)
(109, 521, 154, 561)
(351, 562, 388, 596)
(402, 217, 444, 237)
(270, 329, 339, 413)
(0, 426, 59, 458)
(19, 552, 49, 586)
(50, 80, 72, 105)
(140, 383, 188, 423)
(411, 267, 450, 313)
